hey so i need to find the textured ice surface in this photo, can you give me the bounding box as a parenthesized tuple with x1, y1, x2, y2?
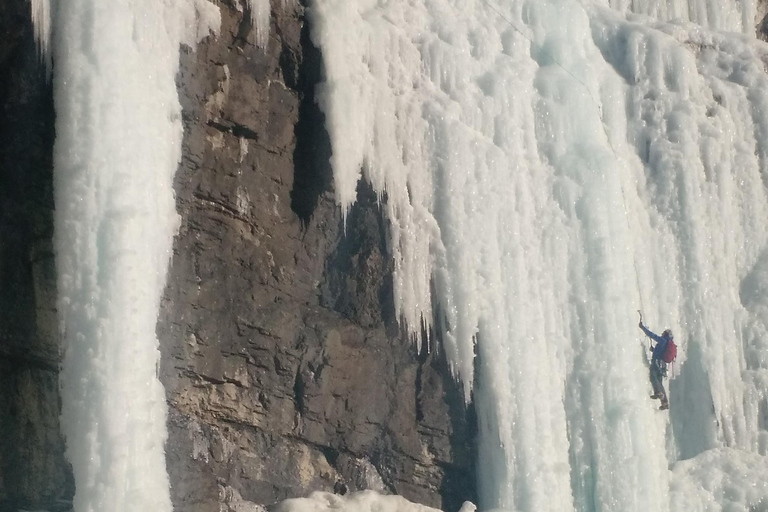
(309, 0, 768, 510)
(50, 0, 219, 509)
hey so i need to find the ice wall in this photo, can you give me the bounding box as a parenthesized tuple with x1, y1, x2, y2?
(309, 0, 768, 510)
(48, 0, 218, 509)
(606, 0, 755, 33)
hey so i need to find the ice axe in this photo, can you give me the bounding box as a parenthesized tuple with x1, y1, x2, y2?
(638, 310, 652, 352)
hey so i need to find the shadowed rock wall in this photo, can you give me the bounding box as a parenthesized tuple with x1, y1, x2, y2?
(0, 0, 73, 510)
(158, 2, 476, 511)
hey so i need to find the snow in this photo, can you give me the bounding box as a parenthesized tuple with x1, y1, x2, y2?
(309, 0, 768, 510)
(49, 0, 218, 510)
(274, 491, 449, 512)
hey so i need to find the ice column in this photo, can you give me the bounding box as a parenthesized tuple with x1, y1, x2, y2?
(50, 0, 218, 509)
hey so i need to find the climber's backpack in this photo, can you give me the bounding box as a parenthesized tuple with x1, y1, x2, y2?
(662, 339, 677, 363)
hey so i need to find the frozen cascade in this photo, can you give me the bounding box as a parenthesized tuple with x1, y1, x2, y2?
(47, 0, 218, 509)
(308, 0, 768, 511)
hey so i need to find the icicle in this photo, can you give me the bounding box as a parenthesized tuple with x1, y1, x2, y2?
(247, 0, 270, 48)
(30, 0, 52, 75)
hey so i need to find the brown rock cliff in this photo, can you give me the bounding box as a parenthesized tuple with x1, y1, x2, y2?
(159, 2, 476, 511)
(0, 1, 476, 511)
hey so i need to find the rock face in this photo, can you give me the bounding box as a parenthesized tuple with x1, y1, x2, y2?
(0, 1, 476, 511)
(758, 0, 768, 41)
(158, 3, 476, 511)
(0, 0, 73, 510)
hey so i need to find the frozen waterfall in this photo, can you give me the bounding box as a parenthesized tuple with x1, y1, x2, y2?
(308, 0, 768, 510)
(46, 0, 218, 509)
(37, 0, 768, 509)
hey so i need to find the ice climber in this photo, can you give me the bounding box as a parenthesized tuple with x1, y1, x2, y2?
(638, 320, 673, 410)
